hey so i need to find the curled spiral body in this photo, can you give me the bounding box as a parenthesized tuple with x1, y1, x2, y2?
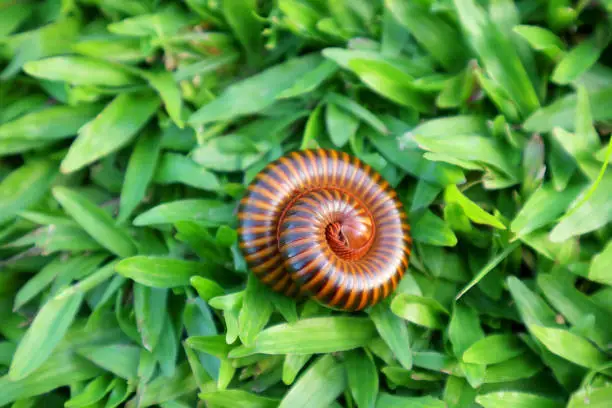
(237, 149, 411, 311)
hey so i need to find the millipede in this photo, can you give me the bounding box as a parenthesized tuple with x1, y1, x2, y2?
(237, 149, 411, 311)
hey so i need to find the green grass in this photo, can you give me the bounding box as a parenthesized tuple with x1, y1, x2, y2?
(1, 0, 612, 407)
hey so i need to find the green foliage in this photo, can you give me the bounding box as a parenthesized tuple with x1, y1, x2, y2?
(1, 0, 611, 406)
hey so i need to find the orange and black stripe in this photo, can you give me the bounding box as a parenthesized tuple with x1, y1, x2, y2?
(237, 149, 411, 311)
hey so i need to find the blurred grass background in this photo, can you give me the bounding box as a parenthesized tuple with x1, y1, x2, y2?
(1, 0, 612, 407)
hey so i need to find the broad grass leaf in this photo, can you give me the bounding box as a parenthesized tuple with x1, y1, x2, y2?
(0, 93, 48, 124)
(483, 354, 543, 383)
(369, 303, 412, 370)
(142, 70, 184, 128)
(453, 0, 540, 117)
(391, 294, 448, 329)
(238, 275, 273, 346)
(345, 350, 378, 408)
(0, 159, 57, 224)
(55, 259, 118, 300)
(173, 52, 238, 82)
(513, 25, 566, 60)
(279, 355, 346, 408)
(0, 18, 79, 80)
(9, 293, 84, 380)
(15, 225, 104, 254)
(278, 0, 325, 39)
(222, 0, 262, 66)
(537, 274, 612, 348)
(283, 354, 312, 385)
(118, 130, 162, 222)
(106, 5, 193, 36)
(277, 60, 338, 99)
(367, 117, 465, 186)
(0, 342, 16, 365)
(385, 0, 468, 71)
(269, 291, 298, 323)
(421, 246, 470, 283)
(61, 91, 160, 173)
(456, 241, 521, 299)
(72, 36, 145, 63)
(183, 298, 220, 380)
(190, 276, 224, 301)
(413, 115, 489, 137)
(549, 174, 612, 242)
(574, 86, 601, 154)
(134, 285, 167, 351)
(0, 3, 33, 37)
(0, 351, 101, 406)
(200, 390, 279, 408)
(76, 344, 139, 380)
(381, 366, 440, 389)
(348, 60, 431, 112)
(133, 199, 236, 227)
(23, 56, 139, 86)
(529, 325, 608, 369)
(411, 180, 442, 212)
(137, 362, 199, 407)
(326, 103, 359, 147)
(64, 375, 113, 407)
(0, 138, 55, 157)
(511, 183, 583, 237)
(104, 379, 133, 408)
(568, 385, 612, 408)
(191, 136, 266, 172)
(323, 48, 431, 78)
(524, 87, 612, 132)
(116, 256, 209, 288)
(477, 392, 564, 408)
(444, 377, 477, 408)
(153, 312, 179, 378)
(154, 152, 221, 192)
(231, 317, 376, 356)
(376, 393, 445, 408)
(415, 133, 519, 180)
(449, 304, 484, 357)
(184, 345, 213, 390)
(322, 48, 431, 111)
(462, 334, 527, 365)
(189, 54, 322, 125)
(444, 185, 506, 229)
(507, 277, 559, 327)
(0, 104, 101, 141)
(186, 335, 232, 358)
(552, 36, 606, 85)
(589, 241, 612, 285)
(449, 304, 485, 387)
(325, 93, 388, 135)
(53, 187, 136, 257)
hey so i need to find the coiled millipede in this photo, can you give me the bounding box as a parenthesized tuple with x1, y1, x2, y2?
(237, 149, 411, 311)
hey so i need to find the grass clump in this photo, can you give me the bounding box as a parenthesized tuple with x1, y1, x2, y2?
(1, 0, 612, 407)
